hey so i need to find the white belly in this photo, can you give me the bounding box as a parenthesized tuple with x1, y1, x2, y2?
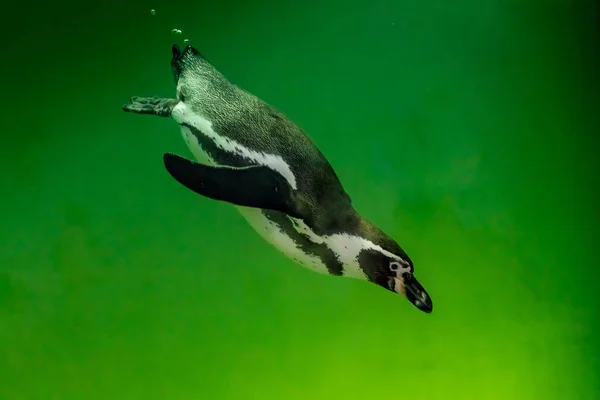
(179, 125, 329, 274)
(235, 207, 329, 273)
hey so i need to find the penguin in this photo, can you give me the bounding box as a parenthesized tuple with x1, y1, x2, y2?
(122, 44, 433, 313)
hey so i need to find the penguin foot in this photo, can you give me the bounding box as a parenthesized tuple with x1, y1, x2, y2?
(122, 96, 179, 118)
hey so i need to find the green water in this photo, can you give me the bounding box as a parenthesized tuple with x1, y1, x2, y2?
(1, 0, 598, 399)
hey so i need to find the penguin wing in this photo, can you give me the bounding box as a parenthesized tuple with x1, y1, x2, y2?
(163, 153, 304, 218)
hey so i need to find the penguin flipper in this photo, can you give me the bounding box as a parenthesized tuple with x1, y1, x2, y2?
(122, 96, 179, 118)
(163, 153, 304, 218)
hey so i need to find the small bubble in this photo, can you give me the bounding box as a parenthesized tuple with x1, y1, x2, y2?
(184, 38, 190, 44)
(172, 28, 182, 35)
(150, 9, 156, 16)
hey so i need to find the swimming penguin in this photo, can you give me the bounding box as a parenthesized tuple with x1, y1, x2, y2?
(122, 44, 433, 313)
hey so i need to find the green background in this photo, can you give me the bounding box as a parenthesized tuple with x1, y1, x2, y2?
(1, 0, 598, 399)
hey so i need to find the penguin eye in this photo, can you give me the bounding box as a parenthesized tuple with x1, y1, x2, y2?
(390, 260, 412, 276)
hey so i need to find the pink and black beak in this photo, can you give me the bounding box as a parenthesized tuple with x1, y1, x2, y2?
(393, 274, 433, 313)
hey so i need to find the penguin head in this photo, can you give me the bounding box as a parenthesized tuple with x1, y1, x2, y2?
(358, 248, 433, 313)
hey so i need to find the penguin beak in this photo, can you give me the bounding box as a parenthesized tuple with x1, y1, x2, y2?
(394, 275, 433, 313)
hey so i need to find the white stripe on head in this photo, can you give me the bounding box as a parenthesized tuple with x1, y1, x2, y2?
(172, 103, 298, 189)
(293, 219, 407, 280)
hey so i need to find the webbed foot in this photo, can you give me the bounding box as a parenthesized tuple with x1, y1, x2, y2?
(121, 96, 179, 118)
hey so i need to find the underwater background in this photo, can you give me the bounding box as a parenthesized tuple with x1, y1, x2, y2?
(1, 0, 598, 399)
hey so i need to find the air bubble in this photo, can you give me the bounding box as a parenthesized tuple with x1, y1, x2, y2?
(150, 9, 156, 16)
